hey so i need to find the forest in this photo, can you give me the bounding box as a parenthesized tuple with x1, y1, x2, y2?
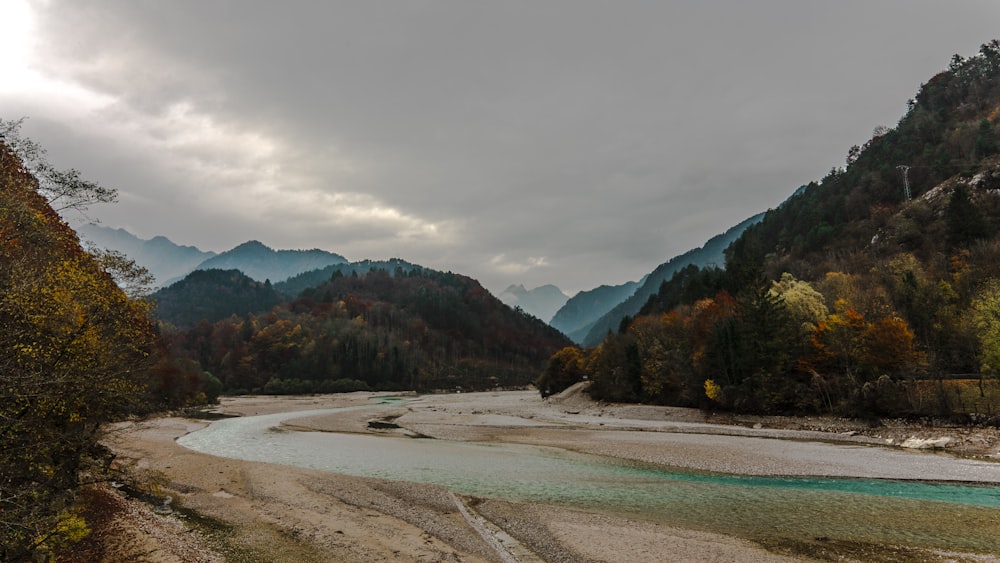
(539, 42, 1000, 419)
(156, 267, 570, 395)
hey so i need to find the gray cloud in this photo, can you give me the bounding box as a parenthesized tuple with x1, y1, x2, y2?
(7, 0, 1000, 294)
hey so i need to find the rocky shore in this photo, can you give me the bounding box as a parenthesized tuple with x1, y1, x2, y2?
(96, 387, 1000, 562)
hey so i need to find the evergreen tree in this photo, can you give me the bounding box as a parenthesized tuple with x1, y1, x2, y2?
(973, 118, 998, 161)
(946, 184, 992, 247)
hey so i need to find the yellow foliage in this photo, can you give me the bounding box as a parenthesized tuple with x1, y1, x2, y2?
(704, 379, 722, 401)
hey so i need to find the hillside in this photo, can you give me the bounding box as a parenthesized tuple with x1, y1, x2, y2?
(498, 284, 569, 323)
(76, 223, 216, 286)
(577, 212, 764, 346)
(161, 268, 571, 394)
(549, 280, 641, 342)
(556, 41, 1000, 418)
(151, 269, 284, 328)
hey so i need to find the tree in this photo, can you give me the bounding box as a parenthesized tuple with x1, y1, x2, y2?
(0, 134, 154, 559)
(536, 347, 587, 397)
(973, 118, 998, 161)
(861, 316, 923, 378)
(0, 118, 117, 215)
(972, 278, 1000, 375)
(946, 184, 992, 247)
(86, 245, 156, 300)
(769, 273, 828, 339)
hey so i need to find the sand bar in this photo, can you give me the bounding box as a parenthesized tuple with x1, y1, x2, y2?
(104, 388, 1000, 562)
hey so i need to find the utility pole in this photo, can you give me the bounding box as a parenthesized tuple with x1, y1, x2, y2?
(897, 165, 912, 201)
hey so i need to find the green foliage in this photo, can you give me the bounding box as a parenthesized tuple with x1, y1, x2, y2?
(972, 278, 1000, 374)
(973, 118, 998, 161)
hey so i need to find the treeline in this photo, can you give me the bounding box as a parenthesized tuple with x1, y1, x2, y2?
(541, 42, 1000, 418)
(160, 268, 571, 394)
(544, 261, 1000, 417)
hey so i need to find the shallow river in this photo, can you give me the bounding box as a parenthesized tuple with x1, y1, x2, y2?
(178, 405, 1000, 554)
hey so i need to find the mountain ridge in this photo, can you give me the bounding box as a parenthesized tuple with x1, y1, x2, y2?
(497, 283, 569, 323)
(76, 223, 216, 286)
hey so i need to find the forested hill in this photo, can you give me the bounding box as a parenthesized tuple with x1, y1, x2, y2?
(151, 259, 428, 329)
(161, 268, 572, 394)
(541, 41, 1000, 418)
(151, 268, 283, 328)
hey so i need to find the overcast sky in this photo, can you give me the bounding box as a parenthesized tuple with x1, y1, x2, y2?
(2, 1, 999, 295)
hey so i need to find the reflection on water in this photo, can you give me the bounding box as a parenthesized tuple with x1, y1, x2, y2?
(178, 406, 1000, 554)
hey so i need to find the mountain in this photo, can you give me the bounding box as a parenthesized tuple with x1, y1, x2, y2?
(75, 223, 215, 286)
(570, 212, 764, 346)
(192, 240, 348, 283)
(565, 41, 1000, 417)
(162, 268, 572, 394)
(497, 284, 569, 323)
(151, 269, 284, 328)
(549, 280, 642, 342)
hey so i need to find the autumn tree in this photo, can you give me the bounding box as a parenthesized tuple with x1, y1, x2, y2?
(0, 118, 116, 215)
(0, 133, 157, 558)
(536, 346, 587, 397)
(972, 278, 1000, 375)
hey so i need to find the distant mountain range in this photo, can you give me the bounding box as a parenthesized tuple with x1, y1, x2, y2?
(497, 284, 569, 323)
(76, 224, 347, 286)
(549, 280, 642, 342)
(194, 240, 347, 284)
(82, 215, 761, 341)
(77, 224, 216, 285)
(548, 212, 765, 345)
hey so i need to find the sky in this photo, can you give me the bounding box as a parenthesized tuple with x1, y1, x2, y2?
(2, 1, 999, 296)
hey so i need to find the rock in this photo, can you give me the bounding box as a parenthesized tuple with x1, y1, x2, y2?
(367, 419, 400, 429)
(900, 436, 953, 449)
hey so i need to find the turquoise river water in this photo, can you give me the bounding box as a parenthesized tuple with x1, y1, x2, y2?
(177, 405, 1000, 555)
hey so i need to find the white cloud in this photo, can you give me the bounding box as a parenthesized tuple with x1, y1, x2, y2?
(489, 254, 550, 275)
(10, 1, 1000, 294)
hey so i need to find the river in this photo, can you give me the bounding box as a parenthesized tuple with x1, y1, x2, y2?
(178, 403, 1000, 555)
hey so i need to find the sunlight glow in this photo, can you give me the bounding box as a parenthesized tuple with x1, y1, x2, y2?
(0, 0, 39, 90)
(0, 0, 112, 112)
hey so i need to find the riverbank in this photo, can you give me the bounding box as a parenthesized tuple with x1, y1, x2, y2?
(99, 389, 1000, 562)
